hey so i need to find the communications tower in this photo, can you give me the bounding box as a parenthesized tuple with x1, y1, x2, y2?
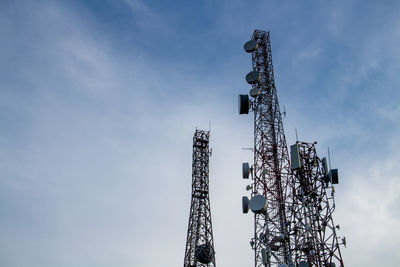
(183, 129, 216, 267)
(238, 30, 345, 267)
(290, 142, 345, 266)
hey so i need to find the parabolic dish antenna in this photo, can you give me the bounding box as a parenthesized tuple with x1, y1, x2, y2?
(242, 196, 249, 213)
(249, 194, 267, 213)
(238, 94, 250, 114)
(242, 162, 250, 178)
(195, 244, 213, 264)
(244, 40, 258, 53)
(250, 88, 260, 97)
(246, 70, 261, 84)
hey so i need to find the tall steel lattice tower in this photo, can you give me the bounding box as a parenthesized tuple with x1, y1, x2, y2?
(238, 30, 345, 267)
(183, 129, 216, 267)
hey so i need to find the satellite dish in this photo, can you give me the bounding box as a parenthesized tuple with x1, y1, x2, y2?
(242, 196, 249, 213)
(249, 88, 260, 97)
(238, 94, 250, 114)
(195, 244, 213, 264)
(242, 162, 250, 178)
(246, 71, 261, 84)
(244, 40, 258, 53)
(249, 194, 267, 213)
(246, 185, 252, 191)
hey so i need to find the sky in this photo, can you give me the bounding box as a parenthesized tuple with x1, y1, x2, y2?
(0, 0, 399, 266)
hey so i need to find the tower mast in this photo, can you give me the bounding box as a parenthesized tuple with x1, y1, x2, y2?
(239, 30, 345, 267)
(246, 29, 294, 267)
(290, 141, 345, 266)
(183, 129, 216, 267)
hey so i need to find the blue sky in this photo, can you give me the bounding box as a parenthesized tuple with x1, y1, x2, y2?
(0, 0, 399, 266)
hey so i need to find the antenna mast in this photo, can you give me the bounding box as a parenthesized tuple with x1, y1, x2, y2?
(240, 30, 294, 267)
(183, 129, 216, 267)
(238, 30, 345, 267)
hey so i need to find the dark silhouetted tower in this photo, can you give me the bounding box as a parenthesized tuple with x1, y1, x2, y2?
(183, 129, 216, 267)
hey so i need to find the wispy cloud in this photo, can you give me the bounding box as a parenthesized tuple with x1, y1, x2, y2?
(123, 0, 155, 18)
(122, 0, 170, 34)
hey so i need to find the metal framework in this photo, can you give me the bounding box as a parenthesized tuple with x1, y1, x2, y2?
(291, 142, 345, 266)
(240, 30, 345, 267)
(183, 129, 216, 267)
(249, 30, 294, 267)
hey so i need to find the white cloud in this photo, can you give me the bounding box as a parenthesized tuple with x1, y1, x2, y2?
(337, 150, 400, 266)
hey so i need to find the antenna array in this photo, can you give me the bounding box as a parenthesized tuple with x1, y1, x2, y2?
(239, 30, 345, 267)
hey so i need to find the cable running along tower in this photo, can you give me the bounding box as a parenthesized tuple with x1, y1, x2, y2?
(183, 129, 216, 267)
(239, 30, 345, 267)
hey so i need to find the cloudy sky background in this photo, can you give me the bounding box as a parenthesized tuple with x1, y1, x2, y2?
(1, 0, 399, 266)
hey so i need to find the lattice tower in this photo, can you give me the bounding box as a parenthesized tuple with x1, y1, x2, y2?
(290, 141, 345, 266)
(241, 30, 295, 266)
(239, 30, 345, 267)
(183, 129, 216, 267)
